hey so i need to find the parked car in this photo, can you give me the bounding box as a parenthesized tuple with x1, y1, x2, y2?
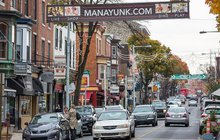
(165, 107, 190, 127)
(93, 110, 135, 140)
(174, 99, 182, 106)
(200, 99, 220, 113)
(199, 105, 220, 134)
(188, 99, 198, 107)
(95, 107, 104, 116)
(22, 113, 70, 140)
(132, 105, 158, 127)
(152, 101, 167, 118)
(76, 105, 97, 135)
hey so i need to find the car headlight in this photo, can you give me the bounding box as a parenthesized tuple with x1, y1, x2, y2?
(163, 109, 166, 113)
(93, 125, 102, 129)
(23, 129, 31, 135)
(117, 124, 129, 128)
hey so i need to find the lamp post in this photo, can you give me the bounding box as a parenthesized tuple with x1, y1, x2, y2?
(132, 45, 151, 109)
(200, 31, 220, 34)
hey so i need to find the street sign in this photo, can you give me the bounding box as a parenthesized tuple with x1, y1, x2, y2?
(47, 1, 189, 23)
(171, 74, 207, 80)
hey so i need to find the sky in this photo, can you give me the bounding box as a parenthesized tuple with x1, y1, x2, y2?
(124, 0, 220, 74)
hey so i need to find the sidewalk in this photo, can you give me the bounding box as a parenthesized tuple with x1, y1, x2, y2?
(11, 132, 22, 140)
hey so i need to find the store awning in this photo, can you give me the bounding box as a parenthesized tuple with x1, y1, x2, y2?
(211, 88, 220, 97)
(32, 78, 44, 95)
(3, 87, 16, 98)
(85, 92, 92, 100)
(80, 86, 99, 92)
(7, 77, 34, 96)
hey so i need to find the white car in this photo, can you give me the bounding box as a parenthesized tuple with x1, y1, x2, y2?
(93, 110, 135, 140)
(174, 99, 182, 106)
(188, 99, 198, 107)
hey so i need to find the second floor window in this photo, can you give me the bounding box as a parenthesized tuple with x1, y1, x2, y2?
(0, 23, 8, 59)
(42, 1, 45, 24)
(0, 0, 5, 3)
(24, 0, 28, 16)
(33, 35, 37, 64)
(55, 28, 58, 49)
(41, 40, 45, 65)
(26, 30, 31, 62)
(16, 30, 22, 61)
(59, 30, 62, 51)
(48, 43, 50, 66)
(11, 0, 15, 8)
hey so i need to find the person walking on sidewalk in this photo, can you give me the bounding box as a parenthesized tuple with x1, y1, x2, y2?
(69, 104, 78, 140)
(63, 106, 69, 119)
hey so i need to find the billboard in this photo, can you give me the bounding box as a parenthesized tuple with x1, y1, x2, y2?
(47, 1, 189, 22)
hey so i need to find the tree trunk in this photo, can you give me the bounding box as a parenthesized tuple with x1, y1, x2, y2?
(74, 22, 98, 106)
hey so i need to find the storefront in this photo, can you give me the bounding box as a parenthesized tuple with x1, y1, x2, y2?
(79, 86, 99, 107)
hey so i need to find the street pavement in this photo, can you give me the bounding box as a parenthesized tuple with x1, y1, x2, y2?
(11, 101, 202, 140)
(77, 102, 202, 140)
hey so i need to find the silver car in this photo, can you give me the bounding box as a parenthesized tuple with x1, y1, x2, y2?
(188, 99, 198, 107)
(165, 107, 190, 127)
(93, 110, 135, 140)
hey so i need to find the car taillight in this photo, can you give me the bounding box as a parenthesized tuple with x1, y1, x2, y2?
(201, 114, 207, 118)
(166, 113, 170, 117)
(183, 113, 187, 118)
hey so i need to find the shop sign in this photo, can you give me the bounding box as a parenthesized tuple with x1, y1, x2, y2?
(14, 63, 32, 75)
(47, 1, 189, 23)
(40, 72, 54, 83)
(110, 85, 119, 94)
(81, 74, 89, 87)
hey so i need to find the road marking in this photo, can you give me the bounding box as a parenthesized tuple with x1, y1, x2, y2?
(134, 125, 164, 140)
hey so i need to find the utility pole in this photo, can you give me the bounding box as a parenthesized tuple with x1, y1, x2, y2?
(104, 69, 107, 107)
(125, 76, 128, 110)
(0, 73, 5, 139)
(66, 23, 70, 108)
(132, 45, 136, 109)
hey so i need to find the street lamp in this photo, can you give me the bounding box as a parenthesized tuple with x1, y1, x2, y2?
(132, 45, 152, 109)
(200, 31, 220, 34)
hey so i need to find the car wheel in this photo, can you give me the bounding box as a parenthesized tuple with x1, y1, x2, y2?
(131, 127, 135, 138)
(93, 137, 99, 140)
(199, 126, 203, 135)
(165, 123, 169, 127)
(156, 120, 158, 126)
(185, 123, 189, 127)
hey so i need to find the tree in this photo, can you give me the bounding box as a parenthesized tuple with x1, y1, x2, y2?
(205, 0, 220, 30)
(49, 0, 119, 105)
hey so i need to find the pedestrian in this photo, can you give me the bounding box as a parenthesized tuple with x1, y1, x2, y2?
(63, 106, 69, 120)
(55, 104, 62, 112)
(69, 104, 78, 140)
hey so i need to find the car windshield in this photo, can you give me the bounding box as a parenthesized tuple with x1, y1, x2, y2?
(30, 114, 58, 124)
(205, 108, 220, 115)
(98, 111, 127, 121)
(76, 107, 92, 115)
(152, 102, 166, 107)
(133, 106, 152, 113)
(168, 107, 186, 113)
(105, 106, 123, 110)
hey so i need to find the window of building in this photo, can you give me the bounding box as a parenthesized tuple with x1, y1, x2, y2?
(42, 1, 45, 24)
(99, 65, 105, 80)
(111, 69, 117, 83)
(26, 30, 31, 63)
(41, 40, 45, 65)
(112, 46, 116, 58)
(16, 30, 22, 61)
(55, 28, 58, 50)
(21, 96, 32, 115)
(33, 34, 37, 64)
(0, 23, 8, 59)
(24, 0, 28, 16)
(48, 43, 50, 66)
(65, 39, 67, 63)
(59, 30, 62, 51)
(34, 0, 37, 19)
(11, 0, 16, 8)
(70, 41, 72, 66)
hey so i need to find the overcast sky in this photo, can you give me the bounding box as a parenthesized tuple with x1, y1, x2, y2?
(124, 0, 220, 74)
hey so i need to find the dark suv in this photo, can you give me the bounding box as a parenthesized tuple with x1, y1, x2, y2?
(131, 105, 158, 127)
(76, 105, 96, 135)
(152, 101, 167, 118)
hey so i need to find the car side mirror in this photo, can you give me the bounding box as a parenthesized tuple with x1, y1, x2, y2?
(24, 122, 28, 126)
